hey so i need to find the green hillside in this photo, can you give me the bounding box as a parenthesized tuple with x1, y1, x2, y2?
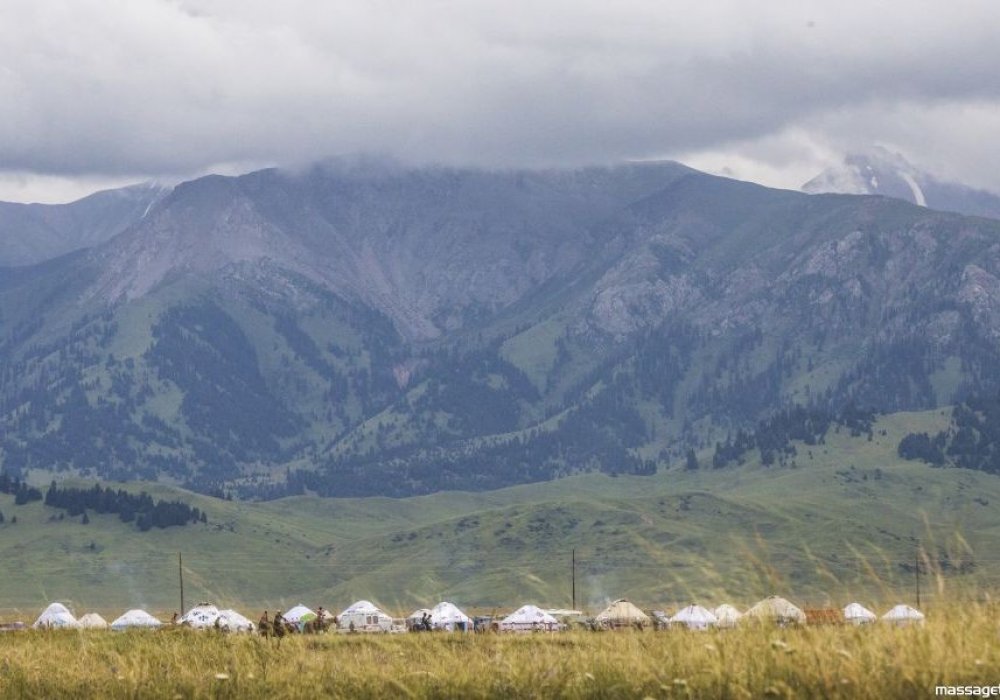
(1, 409, 996, 620)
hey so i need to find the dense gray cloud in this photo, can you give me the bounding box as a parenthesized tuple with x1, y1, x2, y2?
(1, 0, 999, 200)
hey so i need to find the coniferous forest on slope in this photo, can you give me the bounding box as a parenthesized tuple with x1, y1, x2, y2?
(2, 164, 1000, 498)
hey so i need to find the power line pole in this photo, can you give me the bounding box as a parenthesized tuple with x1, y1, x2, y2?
(572, 548, 576, 611)
(179, 552, 185, 616)
(914, 544, 921, 608)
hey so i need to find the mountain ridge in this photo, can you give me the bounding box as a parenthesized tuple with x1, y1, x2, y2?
(2, 161, 1000, 497)
(0, 183, 169, 268)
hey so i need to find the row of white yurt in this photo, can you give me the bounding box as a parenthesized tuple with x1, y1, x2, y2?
(32, 603, 161, 630)
(31, 603, 255, 631)
(585, 598, 923, 630)
(178, 603, 254, 631)
(28, 598, 926, 633)
(838, 602, 924, 625)
(669, 600, 924, 628)
(280, 601, 397, 632)
(32, 604, 117, 630)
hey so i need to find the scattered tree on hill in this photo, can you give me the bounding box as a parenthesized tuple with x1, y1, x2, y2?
(685, 448, 699, 471)
(898, 390, 1000, 475)
(1, 472, 204, 531)
(898, 432, 946, 465)
(711, 405, 876, 469)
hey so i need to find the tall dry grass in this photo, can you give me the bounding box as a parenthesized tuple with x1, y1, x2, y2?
(1, 603, 998, 698)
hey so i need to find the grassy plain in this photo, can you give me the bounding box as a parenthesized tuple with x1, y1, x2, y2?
(2, 607, 1000, 699)
(1, 410, 999, 618)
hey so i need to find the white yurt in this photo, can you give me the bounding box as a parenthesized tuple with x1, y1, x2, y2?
(77, 612, 109, 629)
(179, 603, 220, 628)
(338, 600, 394, 632)
(843, 602, 877, 625)
(671, 604, 718, 630)
(430, 601, 473, 631)
(216, 609, 255, 632)
(110, 609, 162, 630)
(282, 604, 317, 624)
(407, 608, 433, 630)
(881, 604, 925, 626)
(713, 604, 743, 629)
(499, 605, 559, 632)
(744, 596, 806, 625)
(594, 599, 650, 629)
(33, 603, 79, 629)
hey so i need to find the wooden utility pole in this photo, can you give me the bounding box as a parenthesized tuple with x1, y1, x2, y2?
(179, 552, 185, 616)
(915, 545, 921, 608)
(571, 549, 576, 611)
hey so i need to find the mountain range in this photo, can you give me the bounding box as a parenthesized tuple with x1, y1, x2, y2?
(2, 159, 1000, 498)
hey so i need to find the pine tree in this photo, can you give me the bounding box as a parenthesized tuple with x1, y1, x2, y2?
(685, 448, 699, 471)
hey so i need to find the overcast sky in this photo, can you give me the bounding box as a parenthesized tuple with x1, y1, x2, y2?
(1, 0, 999, 202)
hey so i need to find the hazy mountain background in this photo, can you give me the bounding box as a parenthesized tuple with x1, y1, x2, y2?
(803, 146, 1000, 220)
(0, 183, 169, 267)
(2, 159, 1000, 501)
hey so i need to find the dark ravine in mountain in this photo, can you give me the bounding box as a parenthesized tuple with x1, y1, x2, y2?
(2, 159, 1000, 497)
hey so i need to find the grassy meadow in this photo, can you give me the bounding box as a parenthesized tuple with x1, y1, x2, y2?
(1, 409, 1000, 616)
(2, 410, 999, 697)
(2, 606, 999, 698)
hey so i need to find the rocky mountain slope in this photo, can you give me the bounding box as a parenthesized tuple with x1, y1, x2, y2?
(2, 160, 1000, 497)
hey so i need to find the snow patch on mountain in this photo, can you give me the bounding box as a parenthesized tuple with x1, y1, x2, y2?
(899, 171, 927, 207)
(803, 147, 1000, 220)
